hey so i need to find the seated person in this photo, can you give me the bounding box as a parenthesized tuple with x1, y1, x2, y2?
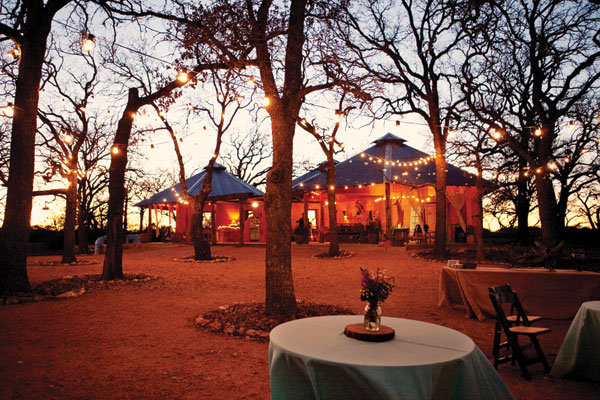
(413, 224, 423, 236)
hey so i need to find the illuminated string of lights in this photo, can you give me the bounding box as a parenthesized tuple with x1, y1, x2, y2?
(3, 20, 597, 171)
(357, 151, 435, 168)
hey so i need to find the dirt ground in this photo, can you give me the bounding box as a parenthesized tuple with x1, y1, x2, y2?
(1, 243, 598, 399)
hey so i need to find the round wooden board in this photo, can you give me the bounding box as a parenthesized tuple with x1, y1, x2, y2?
(344, 323, 395, 342)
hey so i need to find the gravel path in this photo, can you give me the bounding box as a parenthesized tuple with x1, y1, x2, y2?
(0, 243, 598, 399)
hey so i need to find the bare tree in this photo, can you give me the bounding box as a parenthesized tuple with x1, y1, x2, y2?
(576, 186, 600, 230)
(154, 68, 255, 260)
(459, 0, 600, 246)
(341, 0, 467, 257)
(221, 129, 271, 189)
(448, 123, 502, 259)
(296, 92, 366, 257)
(173, 0, 362, 317)
(0, 0, 77, 294)
(127, 168, 177, 232)
(35, 42, 105, 262)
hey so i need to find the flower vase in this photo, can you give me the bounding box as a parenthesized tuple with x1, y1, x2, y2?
(364, 302, 382, 331)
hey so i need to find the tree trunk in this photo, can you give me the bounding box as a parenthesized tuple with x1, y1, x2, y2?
(535, 175, 562, 246)
(326, 158, 339, 257)
(77, 202, 89, 255)
(385, 182, 392, 240)
(123, 190, 129, 234)
(191, 197, 211, 260)
(474, 161, 485, 261)
(516, 165, 530, 245)
(102, 89, 138, 280)
(264, 114, 297, 317)
(139, 208, 144, 233)
(433, 143, 448, 258)
(61, 171, 78, 263)
(0, 14, 51, 294)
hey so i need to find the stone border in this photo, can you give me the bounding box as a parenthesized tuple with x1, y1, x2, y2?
(173, 256, 235, 263)
(1, 274, 161, 306)
(312, 250, 354, 260)
(29, 260, 100, 267)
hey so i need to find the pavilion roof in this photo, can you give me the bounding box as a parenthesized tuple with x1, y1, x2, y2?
(136, 163, 264, 207)
(292, 133, 485, 191)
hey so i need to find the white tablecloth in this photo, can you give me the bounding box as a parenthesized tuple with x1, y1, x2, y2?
(269, 315, 514, 400)
(551, 301, 600, 382)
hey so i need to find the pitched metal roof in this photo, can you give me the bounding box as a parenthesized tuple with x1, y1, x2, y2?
(136, 163, 264, 207)
(292, 133, 482, 190)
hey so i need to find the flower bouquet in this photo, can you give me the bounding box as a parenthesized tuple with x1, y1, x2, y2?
(360, 268, 394, 331)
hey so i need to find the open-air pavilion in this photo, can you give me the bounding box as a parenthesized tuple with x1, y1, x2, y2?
(292, 133, 486, 244)
(136, 163, 266, 244)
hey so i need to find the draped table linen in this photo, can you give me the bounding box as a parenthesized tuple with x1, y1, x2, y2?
(269, 315, 514, 400)
(550, 301, 600, 382)
(439, 266, 600, 321)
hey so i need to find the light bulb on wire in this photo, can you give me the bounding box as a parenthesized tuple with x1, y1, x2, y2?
(177, 71, 189, 83)
(81, 34, 95, 53)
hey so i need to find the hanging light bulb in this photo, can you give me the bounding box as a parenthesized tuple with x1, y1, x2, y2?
(334, 110, 342, 124)
(262, 96, 270, 107)
(64, 134, 73, 144)
(177, 71, 189, 83)
(395, 120, 400, 126)
(111, 146, 119, 155)
(534, 128, 542, 137)
(568, 120, 575, 131)
(7, 46, 20, 59)
(151, 144, 155, 149)
(490, 128, 502, 140)
(81, 34, 95, 53)
(2, 103, 15, 117)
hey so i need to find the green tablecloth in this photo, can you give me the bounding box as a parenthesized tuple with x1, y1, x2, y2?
(551, 301, 600, 382)
(269, 315, 514, 400)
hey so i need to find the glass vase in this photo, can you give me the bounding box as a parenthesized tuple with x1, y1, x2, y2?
(364, 302, 382, 331)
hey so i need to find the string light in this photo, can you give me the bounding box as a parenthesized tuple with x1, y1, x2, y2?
(490, 128, 503, 140)
(534, 128, 542, 137)
(81, 33, 95, 53)
(177, 71, 189, 83)
(64, 134, 73, 144)
(334, 110, 342, 124)
(111, 146, 119, 155)
(359, 152, 435, 168)
(262, 97, 270, 107)
(7, 46, 20, 59)
(1, 103, 15, 117)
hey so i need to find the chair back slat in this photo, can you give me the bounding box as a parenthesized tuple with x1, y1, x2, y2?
(489, 284, 531, 325)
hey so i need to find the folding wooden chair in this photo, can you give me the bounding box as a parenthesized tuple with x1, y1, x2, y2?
(488, 285, 551, 380)
(494, 284, 542, 326)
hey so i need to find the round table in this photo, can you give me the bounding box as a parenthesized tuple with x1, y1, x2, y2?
(551, 301, 600, 382)
(269, 315, 514, 400)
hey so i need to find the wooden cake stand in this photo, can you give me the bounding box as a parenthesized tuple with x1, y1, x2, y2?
(344, 323, 395, 342)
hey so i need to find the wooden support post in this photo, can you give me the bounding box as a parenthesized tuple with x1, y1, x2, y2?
(239, 198, 245, 246)
(303, 193, 309, 241)
(211, 202, 217, 245)
(385, 182, 392, 240)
